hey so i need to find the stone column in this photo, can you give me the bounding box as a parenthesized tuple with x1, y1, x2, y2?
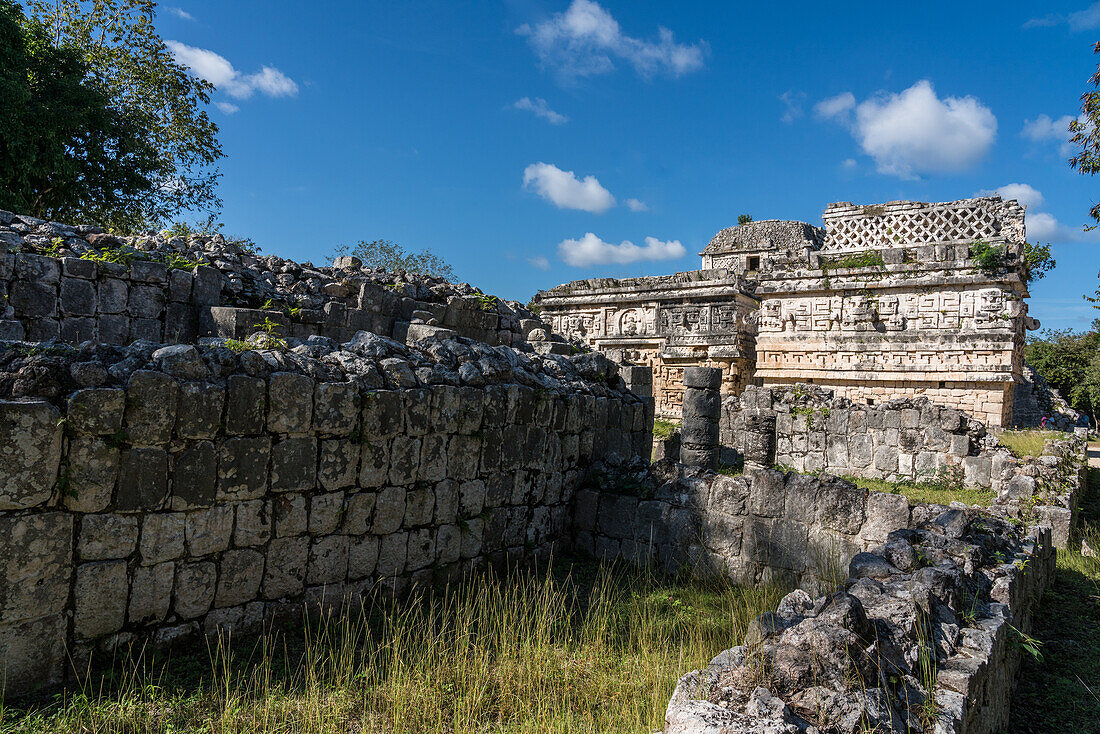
(680, 367, 721, 470)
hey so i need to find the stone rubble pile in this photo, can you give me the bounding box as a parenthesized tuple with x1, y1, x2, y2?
(665, 507, 1053, 734)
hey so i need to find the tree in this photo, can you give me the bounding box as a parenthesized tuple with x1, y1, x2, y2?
(23, 0, 223, 231)
(737, 214, 753, 225)
(1025, 323, 1100, 423)
(1023, 241, 1055, 282)
(0, 1, 160, 223)
(332, 239, 455, 280)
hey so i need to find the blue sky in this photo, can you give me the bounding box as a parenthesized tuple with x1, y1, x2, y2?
(160, 1, 1100, 331)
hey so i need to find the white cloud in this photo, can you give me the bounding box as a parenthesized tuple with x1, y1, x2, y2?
(814, 92, 855, 120)
(1027, 212, 1064, 240)
(167, 41, 298, 101)
(1025, 3, 1100, 30)
(167, 7, 195, 21)
(215, 101, 239, 114)
(625, 198, 648, 212)
(840, 158, 858, 170)
(517, 0, 706, 81)
(523, 162, 615, 213)
(779, 90, 805, 123)
(817, 80, 996, 178)
(976, 183, 1043, 209)
(1022, 114, 1077, 157)
(558, 233, 686, 266)
(514, 97, 568, 124)
(527, 255, 552, 270)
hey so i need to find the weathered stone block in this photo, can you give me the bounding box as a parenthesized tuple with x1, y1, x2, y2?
(10, 281, 56, 318)
(264, 537, 308, 598)
(406, 528, 435, 570)
(98, 278, 127, 314)
(64, 437, 119, 512)
(226, 375, 266, 434)
(749, 470, 787, 518)
(176, 382, 224, 439)
(141, 513, 185, 564)
(309, 492, 345, 535)
(313, 381, 359, 436)
(128, 285, 165, 318)
(129, 561, 174, 625)
(0, 615, 68, 692)
(235, 499, 272, 546)
(376, 532, 408, 577)
(342, 491, 376, 534)
(116, 447, 169, 510)
(0, 400, 63, 510)
(388, 436, 420, 485)
(597, 494, 639, 539)
(348, 536, 380, 579)
(861, 491, 911, 544)
(175, 561, 216, 618)
(447, 434, 480, 480)
(68, 388, 125, 436)
(403, 487, 435, 527)
(79, 514, 139, 560)
(0, 514, 73, 623)
(275, 493, 308, 537)
(215, 549, 264, 607)
(418, 434, 448, 482)
(271, 436, 317, 492)
(308, 536, 349, 584)
(172, 440, 216, 508)
(217, 436, 270, 500)
(125, 371, 178, 445)
(267, 372, 314, 434)
(74, 561, 128, 638)
(60, 277, 96, 316)
(362, 390, 404, 436)
(373, 486, 406, 534)
(319, 438, 360, 491)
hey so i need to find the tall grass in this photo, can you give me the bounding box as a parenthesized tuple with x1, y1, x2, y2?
(3, 561, 785, 734)
(996, 430, 1063, 459)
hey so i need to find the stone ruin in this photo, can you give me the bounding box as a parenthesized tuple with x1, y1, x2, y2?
(532, 197, 1051, 428)
(0, 207, 1087, 734)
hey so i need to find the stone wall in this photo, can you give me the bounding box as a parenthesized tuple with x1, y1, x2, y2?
(0, 334, 651, 696)
(0, 211, 567, 351)
(721, 384, 1085, 547)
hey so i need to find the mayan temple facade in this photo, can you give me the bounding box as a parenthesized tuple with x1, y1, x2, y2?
(531, 197, 1036, 427)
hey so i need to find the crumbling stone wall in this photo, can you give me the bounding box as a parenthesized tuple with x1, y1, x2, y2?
(0, 329, 651, 696)
(0, 211, 566, 350)
(722, 384, 1085, 547)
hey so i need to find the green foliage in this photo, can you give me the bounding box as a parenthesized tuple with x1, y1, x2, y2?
(737, 213, 753, 225)
(1026, 323, 1100, 423)
(969, 239, 1007, 275)
(996, 430, 1062, 459)
(475, 293, 499, 312)
(652, 418, 679, 441)
(818, 250, 885, 271)
(23, 0, 223, 231)
(332, 238, 455, 280)
(1069, 42, 1100, 224)
(1023, 241, 1055, 282)
(0, 1, 161, 227)
(844, 467, 996, 507)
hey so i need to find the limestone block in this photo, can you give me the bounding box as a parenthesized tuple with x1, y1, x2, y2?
(860, 492, 911, 545)
(417, 434, 447, 482)
(67, 388, 125, 435)
(434, 479, 459, 525)
(116, 447, 169, 510)
(235, 499, 272, 546)
(130, 260, 167, 284)
(388, 436, 420, 485)
(308, 536, 350, 585)
(403, 486, 435, 527)
(128, 285, 164, 318)
(0, 615, 68, 692)
(271, 436, 317, 492)
(961, 455, 992, 488)
(130, 317, 162, 342)
(814, 479, 866, 535)
(172, 440, 216, 508)
(74, 560, 128, 638)
(141, 513, 185, 564)
(174, 561, 216, 618)
(361, 390, 404, 436)
(125, 371, 178, 445)
(447, 434, 480, 480)
(356, 439, 389, 488)
(225, 375, 266, 434)
(275, 493, 308, 537)
(873, 445, 898, 474)
(176, 382, 224, 438)
(204, 602, 264, 638)
(79, 514, 139, 560)
(349, 536, 380, 579)
(376, 532, 408, 577)
(192, 265, 223, 305)
(264, 537, 308, 599)
(217, 436, 270, 500)
(406, 528, 436, 571)
(215, 549, 264, 607)
(319, 439, 360, 490)
(461, 518, 484, 558)
(168, 268, 192, 301)
(0, 399, 63, 509)
(313, 382, 359, 436)
(10, 281, 56, 318)
(268, 372, 314, 434)
(635, 500, 670, 543)
(597, 494, 639, 539)
(749, 470, 787, 518)
(0, 513, 73, 622)
(459, 479, 486, 518)
(342, 491, 376, 535)
(97, 313, 129, 343)
(129, 561, 174, 625)
(98, 278, 127, 314)
(309, 492, 345, 535)
(64, 437, 119, 512)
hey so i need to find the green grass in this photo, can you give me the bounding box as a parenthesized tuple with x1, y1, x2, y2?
(652, 418, 679, 441)
(841, 473, 996, 507)
(996, 430, 1063, 459)
(1009, 467, 1100, 732)
(1, 560, 785, 734)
